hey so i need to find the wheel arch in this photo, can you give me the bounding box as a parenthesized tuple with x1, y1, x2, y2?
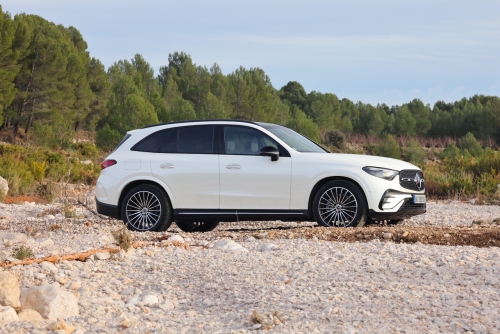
(118, 179, 175, 215)
(307, 176, 370, 216)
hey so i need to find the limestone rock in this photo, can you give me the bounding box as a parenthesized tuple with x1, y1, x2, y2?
(20, 284, 79, 320)
(259, 243, 278, 252)
(18, 309, 43, 322)
(41, 261, 58, 273)
(167, 235, 184, 243)
(47, 319, 76, 333)
(213, 239, 248, 252)
(0, 232, 27, 243)
(0, 305, 19, 323)
(95, 252, 110, 260)
(0, 176, 8, 199)
(0, 272, 21, 309)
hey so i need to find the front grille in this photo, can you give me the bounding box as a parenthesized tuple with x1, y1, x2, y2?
(401, 198, 426, 209)
(399, 170, 425, 191)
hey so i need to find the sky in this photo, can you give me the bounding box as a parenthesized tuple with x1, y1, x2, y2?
(2, 0, 499, 106)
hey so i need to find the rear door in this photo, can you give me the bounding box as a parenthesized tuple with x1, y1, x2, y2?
(147, 125, 220, 209)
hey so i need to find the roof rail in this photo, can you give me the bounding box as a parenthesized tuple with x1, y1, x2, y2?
(142, 119, 258, 129)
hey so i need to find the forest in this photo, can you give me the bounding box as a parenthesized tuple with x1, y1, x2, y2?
(0, 8, 499, 201)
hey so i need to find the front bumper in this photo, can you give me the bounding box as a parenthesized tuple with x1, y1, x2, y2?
(96, 198, 121, 220)
(369, 198, 426, 220)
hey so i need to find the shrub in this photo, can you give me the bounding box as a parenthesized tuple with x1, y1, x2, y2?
(404, 139, 425, 167)
(324, 129, 346, 150)
(460, 132, 482, 157)
(111, 228, 133, 252)
(375, 135, 400, 159)
(12, 245, 34, 260)
(96, 124, 122, 151)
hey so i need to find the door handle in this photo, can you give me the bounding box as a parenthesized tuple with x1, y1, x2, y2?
(226, 164, 241, 170)
(160, 163, 175, 169)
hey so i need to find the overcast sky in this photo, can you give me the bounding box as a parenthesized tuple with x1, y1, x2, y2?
(2, 0, 499, 106)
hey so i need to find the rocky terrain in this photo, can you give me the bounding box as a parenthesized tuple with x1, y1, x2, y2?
(0, 197, 499, 333)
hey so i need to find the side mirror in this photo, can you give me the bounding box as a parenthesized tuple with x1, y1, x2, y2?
(260, 146, 279, 161)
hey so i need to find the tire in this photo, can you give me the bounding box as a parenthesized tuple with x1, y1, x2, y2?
(176, 221, 219, 233)
(313, 180, 367, 228)
(121, 184, 173, 232)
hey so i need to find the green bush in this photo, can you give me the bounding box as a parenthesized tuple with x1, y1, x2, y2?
(404, 139, 425, 166)
(375, 135, 400, 159)
(324, 129, 346, 150)
(460, 132, 482, 157)
(96, 124, 122, 151)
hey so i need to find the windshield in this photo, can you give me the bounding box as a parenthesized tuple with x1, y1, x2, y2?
(260, 124, 328, 153)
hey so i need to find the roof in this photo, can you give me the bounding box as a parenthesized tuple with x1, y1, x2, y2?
(142, 119, 259, 129)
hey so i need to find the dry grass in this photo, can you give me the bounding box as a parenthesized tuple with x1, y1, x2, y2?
(111, 227, 133, 252)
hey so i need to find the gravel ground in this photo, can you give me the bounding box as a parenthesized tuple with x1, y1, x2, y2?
(1, 199, 500, 333)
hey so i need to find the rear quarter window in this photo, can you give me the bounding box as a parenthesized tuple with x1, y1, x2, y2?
(131, 129, 172, 152)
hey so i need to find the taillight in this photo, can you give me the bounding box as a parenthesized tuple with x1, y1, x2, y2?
(101, 160, 117, 170)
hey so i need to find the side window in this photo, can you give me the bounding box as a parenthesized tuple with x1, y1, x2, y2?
(157, 126, 215, 154)
(131, 129, 172, 152)
(224, 126, 278, 155)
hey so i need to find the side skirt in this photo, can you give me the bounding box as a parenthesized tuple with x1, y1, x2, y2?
(173, 209, 312, 222)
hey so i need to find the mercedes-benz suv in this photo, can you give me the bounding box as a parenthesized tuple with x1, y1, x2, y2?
(95, 120, 426, 232)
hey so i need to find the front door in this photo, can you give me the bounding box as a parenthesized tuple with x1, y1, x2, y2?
(219, 125, 292, 210)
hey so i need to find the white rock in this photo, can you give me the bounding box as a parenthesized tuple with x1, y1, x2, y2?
(141, 294, 159, 306)
(212, 239, 248, 252)
(0, 273, 20, 309)
(20, 284, 79, 320)
(80, 160, 92, 165)
(0, 232, 27, 242)
(0, 305, 19, 323)
(383, 233, 393, 240)
(45, 215, 56, 220)
(95, 252, 110, 260)
(259, 243, 278, 252)
(126, 297, 140, 306)
(0, 176, 8, 198)
(41, 261, 58, 273)
(167, 235, 185, 243)
(17, 309, 43, 322)
(159, 300, 175, 311)
(39, 238, 55, 247)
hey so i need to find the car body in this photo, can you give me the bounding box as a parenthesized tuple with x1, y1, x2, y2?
(95, 120, 426, 232)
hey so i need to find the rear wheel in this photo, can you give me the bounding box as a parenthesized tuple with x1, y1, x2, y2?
(313, 180, 367, 228)
(176, 221, 219, 232)
(121, 184, 173, 232)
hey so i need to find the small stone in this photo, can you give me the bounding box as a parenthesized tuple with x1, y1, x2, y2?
(472, 220, 484, 225)
(95, 252, 110, 260)
(85, 222, 92, 227)
(259, 243, 278, 252)
(41, 261, 58, 273)
(141, 294, 159, 306)
(0, 305, 19, 323)
(444, 233, 451, 238)
(167, 235, 185, 243)
(70, 281, 82, 291)
(0, 272, 21, 309)
(383, 232, 393, 239)
(18, 309, 43, 322)
(402, 231, 409, 238)
(39, 238, 54, 247)
(159, 300, 175, 311)
(213, 239, 248, 252)
(47, 320, 76, 333)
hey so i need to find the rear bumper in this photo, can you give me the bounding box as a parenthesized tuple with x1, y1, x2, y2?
(96, 198, 121, 220)
(369, 198, 426, 220)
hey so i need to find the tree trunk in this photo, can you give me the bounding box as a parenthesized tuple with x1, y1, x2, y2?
(25, 114, 33, 134)
(74, 120, 80, 132)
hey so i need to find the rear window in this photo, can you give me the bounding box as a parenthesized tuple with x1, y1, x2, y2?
(114, 134, 131, 151)
(131, 129, 172, 152)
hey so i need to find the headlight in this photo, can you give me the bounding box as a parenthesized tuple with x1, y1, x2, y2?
(362, 167, 399, 181)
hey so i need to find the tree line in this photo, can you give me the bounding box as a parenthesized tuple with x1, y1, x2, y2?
(1, 8, 499, 150)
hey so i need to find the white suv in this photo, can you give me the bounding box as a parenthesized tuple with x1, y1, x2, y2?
(95, 120, 426, 232)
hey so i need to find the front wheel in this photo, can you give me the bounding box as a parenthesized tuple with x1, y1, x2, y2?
(313, 180, 367, 228)
(121, 184, 173, 232)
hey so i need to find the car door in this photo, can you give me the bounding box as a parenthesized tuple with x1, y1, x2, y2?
(219, 125, 292, 210)
(148, 125, 219, 209)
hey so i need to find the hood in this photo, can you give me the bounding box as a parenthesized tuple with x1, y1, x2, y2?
(305, 153, 420, 171)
